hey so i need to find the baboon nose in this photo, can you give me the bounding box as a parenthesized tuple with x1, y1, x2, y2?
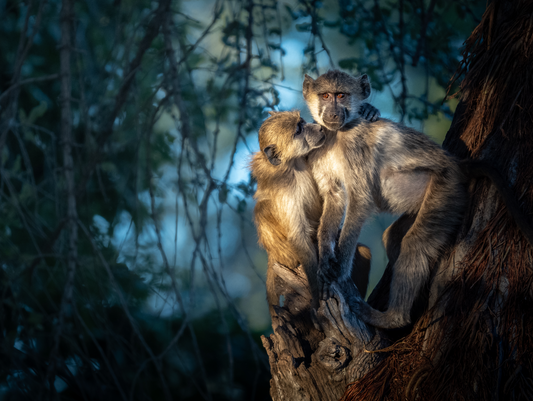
(329, 113, 338, 120)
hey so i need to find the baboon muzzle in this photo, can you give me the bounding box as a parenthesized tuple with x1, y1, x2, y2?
(323, 106, 345, 130)
(305, 124, 326, 148)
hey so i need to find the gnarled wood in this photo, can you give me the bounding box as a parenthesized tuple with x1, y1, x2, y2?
(262, 263, 389, 401)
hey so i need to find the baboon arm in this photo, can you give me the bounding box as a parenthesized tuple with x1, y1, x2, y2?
(283, 208, 319, 305)
(337, 192, 373, 281)
(316, 189, 346, 278)
(283, 204, 317, 266)
(287, 233, 317, 278)
(359, 102, 381, 122)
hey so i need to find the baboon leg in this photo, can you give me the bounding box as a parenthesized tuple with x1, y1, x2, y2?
(367, 214, 415, 310)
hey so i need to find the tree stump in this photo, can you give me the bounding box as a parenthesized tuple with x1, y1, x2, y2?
(261, 263, 389, 401)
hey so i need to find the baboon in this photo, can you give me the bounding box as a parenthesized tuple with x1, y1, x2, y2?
(251, 110, 325, 313)
(304, 70, 468, 329)
(251, 109, 378, 317)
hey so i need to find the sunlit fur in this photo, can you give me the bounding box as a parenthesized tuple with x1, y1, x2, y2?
(304, 70, 468, 329)
(251, 111, 325, 315)
(251, 111, 373, 319)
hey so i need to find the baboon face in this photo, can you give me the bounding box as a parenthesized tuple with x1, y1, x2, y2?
(259, 111, 325, 166)
(303, 70, 371, 131)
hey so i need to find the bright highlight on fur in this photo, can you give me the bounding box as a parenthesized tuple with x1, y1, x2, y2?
(250, 111, 327, 316)
(250, 107, 379, 320)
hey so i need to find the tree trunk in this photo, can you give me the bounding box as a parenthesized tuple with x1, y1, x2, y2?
(262, 1, 533, 399)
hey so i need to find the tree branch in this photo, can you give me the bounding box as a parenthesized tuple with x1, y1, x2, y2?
(46, 0, 77, 392)
(412, 0, 437, 67)
(29, 0, 173, 269)
(77, 219, 173, 401)
(398, 0, 407, 121)
(223, 0, 254, 183)
(0, 74, 59, 104)
(75, 0, 172, 196)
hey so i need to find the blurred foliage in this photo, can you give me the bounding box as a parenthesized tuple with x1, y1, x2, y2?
(0, 0, 483, 399)
(286, 0, 484, 122)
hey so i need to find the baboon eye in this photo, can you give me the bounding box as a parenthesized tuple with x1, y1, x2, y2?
(295, 122, 303, 136)
(337, 93, 345, 99)
(322, 94, 329, 99)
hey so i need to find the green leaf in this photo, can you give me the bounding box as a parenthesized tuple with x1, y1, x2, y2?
(270, 87, 280, 106)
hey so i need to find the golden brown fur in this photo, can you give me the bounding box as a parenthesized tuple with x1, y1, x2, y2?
(251, 111, 375, 317)
(251, 111, 325, 313)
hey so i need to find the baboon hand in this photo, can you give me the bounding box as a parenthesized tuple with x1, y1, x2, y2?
(359, 103, 381, 122)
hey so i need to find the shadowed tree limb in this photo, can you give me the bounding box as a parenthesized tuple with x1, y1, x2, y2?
(45, 0, 78, 394)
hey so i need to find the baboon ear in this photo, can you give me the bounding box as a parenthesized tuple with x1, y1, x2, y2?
(268, 110, 277, 116)
(360, 74, 371, 99)
(302, 74, 315, 98)
(264, 145, 281, 166)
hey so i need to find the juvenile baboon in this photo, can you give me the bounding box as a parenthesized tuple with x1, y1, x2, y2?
(251, 111, 325, 313)
(251, 110, 377, 316)
(303, 70, 468, 329)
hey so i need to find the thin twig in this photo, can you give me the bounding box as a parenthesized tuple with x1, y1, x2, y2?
(75, 0, 172, 198)
(46, 0, 78, 392)
(223, 0, 254, 183)
(77, 219, 173, 401)
(0, 74, 60, 103)
(412, 0, 438, 67)
(398, 0, 407, 121)
(73, 303, 128, 401)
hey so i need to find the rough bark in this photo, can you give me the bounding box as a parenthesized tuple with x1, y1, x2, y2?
(263, 1, 533, 400)
(261, 263, 388, 401)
